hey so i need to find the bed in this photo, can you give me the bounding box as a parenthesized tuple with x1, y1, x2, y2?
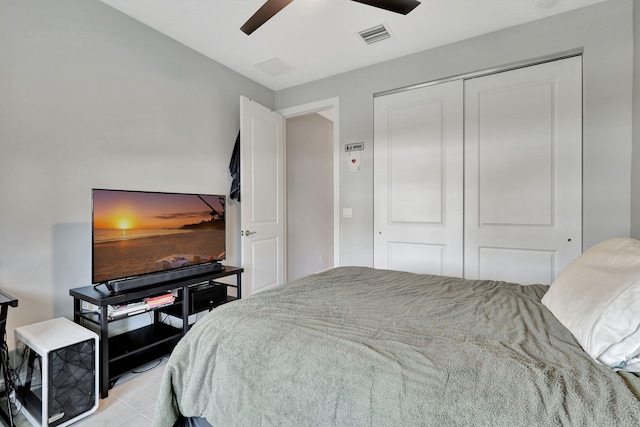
(154, 238, 640, 427)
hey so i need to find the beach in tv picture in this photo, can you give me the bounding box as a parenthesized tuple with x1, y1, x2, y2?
(92, 189, 226, 285)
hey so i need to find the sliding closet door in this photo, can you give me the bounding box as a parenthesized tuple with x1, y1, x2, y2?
(464, 56, 582, 284)
(374, 80, 464, 276)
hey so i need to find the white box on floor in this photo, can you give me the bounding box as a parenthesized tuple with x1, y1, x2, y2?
(14, 317, 99, 427)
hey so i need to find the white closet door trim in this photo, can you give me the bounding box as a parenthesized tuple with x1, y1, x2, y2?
(374, 48, 583, 98)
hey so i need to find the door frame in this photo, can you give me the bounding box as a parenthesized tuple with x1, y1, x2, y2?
(278, 97, 340, 271)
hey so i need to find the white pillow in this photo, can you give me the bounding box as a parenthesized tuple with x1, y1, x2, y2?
(541, 238, 640, 371)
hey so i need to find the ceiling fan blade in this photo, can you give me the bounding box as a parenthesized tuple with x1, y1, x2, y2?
(351, 0, 421, 15)
(241, 0, 294, 35)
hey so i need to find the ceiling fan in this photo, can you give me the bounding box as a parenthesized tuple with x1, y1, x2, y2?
(241, 0, 421, 35)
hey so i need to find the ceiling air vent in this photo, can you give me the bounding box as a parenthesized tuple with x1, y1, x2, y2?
(359, 24, 391, 45)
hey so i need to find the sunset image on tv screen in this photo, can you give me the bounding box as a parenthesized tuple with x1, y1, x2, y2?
(92, 190, 225, 284)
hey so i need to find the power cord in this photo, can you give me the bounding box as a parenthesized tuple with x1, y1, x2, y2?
(1, 330, 29, 418)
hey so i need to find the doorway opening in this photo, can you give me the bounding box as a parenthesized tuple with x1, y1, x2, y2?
(280, 98, 339, 281)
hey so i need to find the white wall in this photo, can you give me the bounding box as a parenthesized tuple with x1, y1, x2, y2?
(275, 0, 634, 267)
(0, 0, 273, 342)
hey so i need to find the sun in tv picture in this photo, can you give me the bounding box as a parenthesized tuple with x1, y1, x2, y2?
(92, 190, 225, 284)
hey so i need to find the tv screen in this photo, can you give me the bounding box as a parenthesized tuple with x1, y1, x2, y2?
(92, 189, 226, 284)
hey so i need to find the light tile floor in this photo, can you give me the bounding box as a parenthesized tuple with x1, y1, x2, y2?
(13, 357, 168, 427)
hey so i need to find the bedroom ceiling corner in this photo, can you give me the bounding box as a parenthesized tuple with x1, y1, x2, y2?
(99, 0, 609, 91)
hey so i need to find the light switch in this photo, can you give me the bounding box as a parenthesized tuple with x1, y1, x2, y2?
(343, 208, 353, 218)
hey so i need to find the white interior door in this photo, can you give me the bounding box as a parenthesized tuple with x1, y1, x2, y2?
(240, 96, 285, 296)
(464, 57, 582, 284)
(374, 80, 464, 277)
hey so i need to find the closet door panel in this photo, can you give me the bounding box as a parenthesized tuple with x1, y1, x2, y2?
(374, 80, 464, 277)
(464, 56, 582, 284)
(387, 242, 445, 276)
(388, 100, 444, 224)
(477, 82, 553, 226)
(478, 247, 556, 285)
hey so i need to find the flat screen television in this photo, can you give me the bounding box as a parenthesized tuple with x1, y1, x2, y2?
(92, 189, 226, 288)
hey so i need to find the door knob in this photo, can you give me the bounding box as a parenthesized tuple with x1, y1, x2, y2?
(244, 230, 256, 236)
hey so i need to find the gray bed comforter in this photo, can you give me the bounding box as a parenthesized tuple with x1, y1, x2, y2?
(154, 267, 640, 426)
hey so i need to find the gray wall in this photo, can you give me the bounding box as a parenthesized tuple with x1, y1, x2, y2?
(275, 0, 634, 267)
(0, 0, 273, 340)
(632, 0, 640, 238)
(286, 113, 334, 281)
(1, 0, 636, 341)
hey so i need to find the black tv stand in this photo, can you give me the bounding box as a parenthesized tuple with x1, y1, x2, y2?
(70, 266, 243, 398)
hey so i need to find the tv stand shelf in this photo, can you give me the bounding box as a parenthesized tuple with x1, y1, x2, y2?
(70, 266, 243, 399)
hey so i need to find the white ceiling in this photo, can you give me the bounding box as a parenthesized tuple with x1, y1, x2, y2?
(99, 0, 606, 91)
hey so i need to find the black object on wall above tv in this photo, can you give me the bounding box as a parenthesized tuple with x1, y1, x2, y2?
(92, 189, 226, 292)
